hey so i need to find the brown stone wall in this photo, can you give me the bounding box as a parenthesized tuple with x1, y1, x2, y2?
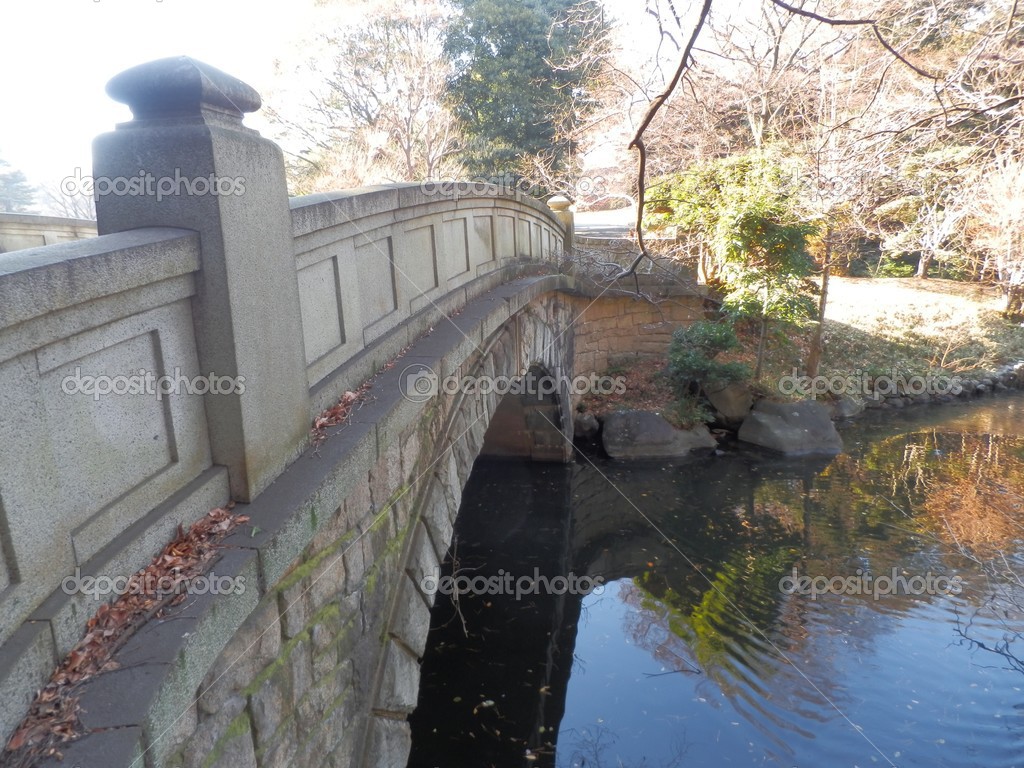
(569, 294, 705, 376)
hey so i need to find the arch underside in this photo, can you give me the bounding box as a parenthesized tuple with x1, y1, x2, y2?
(479, 363, 569, 463)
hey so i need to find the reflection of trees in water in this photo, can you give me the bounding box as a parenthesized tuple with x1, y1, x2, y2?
(821, 429, 1024, 674)
(618, 582, 701, 677)
(614, 543, 841, 757)
(916, 433, 1024, 551)
(557, 724, 687, 768)
(585, 427, 1024, 753)
(906, 432, 1024, 674)
(816, 430, 1024, 554)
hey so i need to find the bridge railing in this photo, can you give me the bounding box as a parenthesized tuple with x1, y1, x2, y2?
(0, 55, 566, 746)
(290, 183, 564, 402)
(0, 213, 97, 253)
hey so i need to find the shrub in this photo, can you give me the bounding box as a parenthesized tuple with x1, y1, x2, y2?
(668, 320, 750, 396)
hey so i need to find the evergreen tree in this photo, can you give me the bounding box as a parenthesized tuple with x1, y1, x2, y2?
(0, 158, 36, 213)
(444, 0, 605, 177)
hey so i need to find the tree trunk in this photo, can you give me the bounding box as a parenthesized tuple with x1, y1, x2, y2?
(916, 250, 932, 279)
(1005, 267, 1024, 322)
(754, 315, 768, 380)
(806, 227, 832, 379)
(1005, 286, 1024, 322)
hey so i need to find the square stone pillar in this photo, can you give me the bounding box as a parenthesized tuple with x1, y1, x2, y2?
(547, 195, 574, 252)
(92, 56, 310, 501)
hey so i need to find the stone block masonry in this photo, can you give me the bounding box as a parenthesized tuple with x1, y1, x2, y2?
(569, 291, 705, 378)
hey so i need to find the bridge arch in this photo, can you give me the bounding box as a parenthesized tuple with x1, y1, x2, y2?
(0, 57, 703, 768)
(479, 364, 571, 463)
(127, 284, 582, 768)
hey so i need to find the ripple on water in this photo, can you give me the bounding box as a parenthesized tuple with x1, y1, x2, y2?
(409, 394, 1024, 768)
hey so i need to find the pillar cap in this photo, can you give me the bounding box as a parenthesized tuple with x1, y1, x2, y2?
(106, 56, 262, 120)
(547, 195, 572, 212)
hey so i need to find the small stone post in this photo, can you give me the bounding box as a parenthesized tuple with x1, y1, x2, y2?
(92, 57, 311, 501)
(547, 195, 574, 253)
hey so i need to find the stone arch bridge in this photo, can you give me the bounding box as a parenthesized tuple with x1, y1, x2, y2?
(0, 57, 702, 767)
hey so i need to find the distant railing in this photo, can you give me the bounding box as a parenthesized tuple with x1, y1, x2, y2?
(0, 212, 96, 254)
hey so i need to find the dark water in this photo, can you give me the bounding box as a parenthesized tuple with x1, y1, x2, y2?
(408, 395, 1024, 768)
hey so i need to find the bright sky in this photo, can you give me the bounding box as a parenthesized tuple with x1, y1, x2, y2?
(0, 0, 344, 189)
(0, 0, 681, 196)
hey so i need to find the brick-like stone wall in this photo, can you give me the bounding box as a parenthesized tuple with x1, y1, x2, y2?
(570, 293, 705, 375)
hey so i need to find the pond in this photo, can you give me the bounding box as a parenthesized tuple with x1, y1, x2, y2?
(407, 394, 1024, 768)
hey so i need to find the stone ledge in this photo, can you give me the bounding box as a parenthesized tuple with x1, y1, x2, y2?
(0, 623, 57, 755)
(289, 183, 563, 239)
(0, 228, 200, 328)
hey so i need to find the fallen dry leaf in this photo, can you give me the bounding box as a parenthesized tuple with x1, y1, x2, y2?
(2, 505, 249, 767)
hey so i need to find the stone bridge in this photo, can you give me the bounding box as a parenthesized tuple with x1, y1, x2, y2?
(0, 58, 702, 767)
(0, 213, 97, 255)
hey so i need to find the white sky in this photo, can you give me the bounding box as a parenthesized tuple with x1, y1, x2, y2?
(0, 0, 341, 188)
(0, 0, 681, 194)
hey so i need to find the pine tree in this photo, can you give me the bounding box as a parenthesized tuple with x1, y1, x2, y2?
(0, 158, 37, 213)
(444, 0, 605, 177)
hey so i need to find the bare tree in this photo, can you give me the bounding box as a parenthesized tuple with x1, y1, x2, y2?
(36, 182, 96, 220)
(269, 1, 464, 192)
(966, 153, 1024, 317)
(614, 0, 1022, 284)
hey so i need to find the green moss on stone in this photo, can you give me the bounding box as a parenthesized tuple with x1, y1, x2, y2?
(275, 527, 358, 596)
(202, 711, 252, 768)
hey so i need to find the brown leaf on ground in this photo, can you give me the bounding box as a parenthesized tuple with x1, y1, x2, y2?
(311, 380, 374, 446)
(1, 506, 249, 768)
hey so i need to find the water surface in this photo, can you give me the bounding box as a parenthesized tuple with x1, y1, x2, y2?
(409, 395, 1024, 767)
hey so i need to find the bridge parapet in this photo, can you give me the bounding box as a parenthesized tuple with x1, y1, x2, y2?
(290, 182, 566, 405)
(0, 213, 97, 253)
(0, 55, 569, 761)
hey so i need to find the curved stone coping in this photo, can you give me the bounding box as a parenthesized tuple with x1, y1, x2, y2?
(289, 182, 563, 239)
(29, 272, 572, 767)
(0, 227, 199, 328)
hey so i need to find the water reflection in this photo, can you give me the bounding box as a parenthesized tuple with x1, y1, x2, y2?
(409, 395, 1024, 768)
